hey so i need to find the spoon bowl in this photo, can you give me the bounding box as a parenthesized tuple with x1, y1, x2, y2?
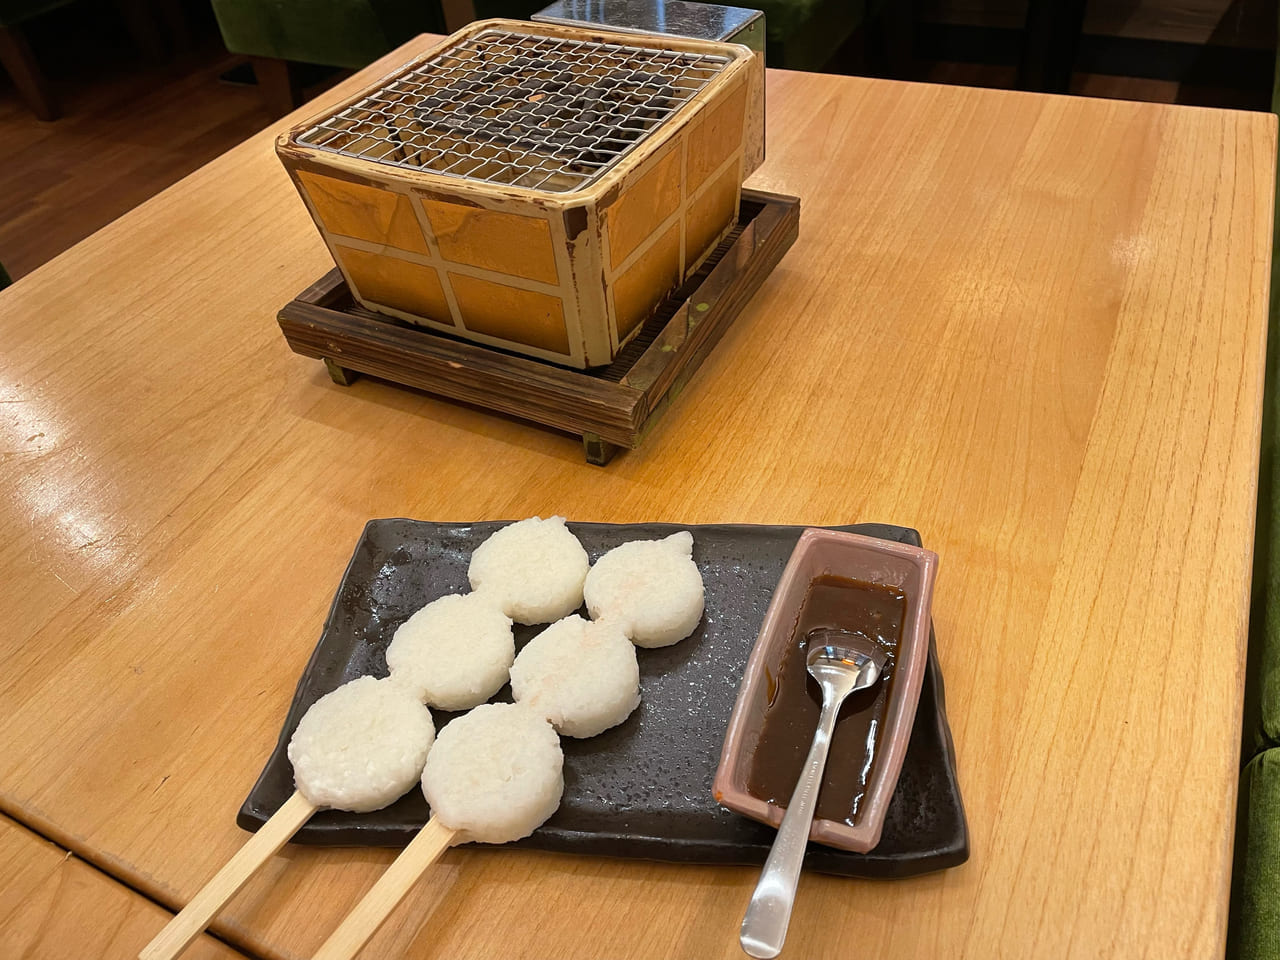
(804, 629, 888, 695)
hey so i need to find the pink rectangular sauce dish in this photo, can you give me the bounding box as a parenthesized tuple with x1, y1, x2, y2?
(712, 528, 939, 852)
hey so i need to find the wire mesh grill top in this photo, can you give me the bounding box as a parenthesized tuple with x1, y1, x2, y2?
(295, 28, 731, 194)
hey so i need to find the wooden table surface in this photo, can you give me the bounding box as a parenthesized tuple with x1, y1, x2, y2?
(0, 34, 1274, 960)
(0, 815, 248, 959)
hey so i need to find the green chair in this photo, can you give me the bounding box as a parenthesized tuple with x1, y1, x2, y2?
(1226, 33, 1280, 960)
(1230, 751, 1280, 959)
(208, 0, 447, 116)
(1239, 51, 1280, 767)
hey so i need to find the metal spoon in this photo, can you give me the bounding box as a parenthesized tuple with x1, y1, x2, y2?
(739, 631, 888, 959)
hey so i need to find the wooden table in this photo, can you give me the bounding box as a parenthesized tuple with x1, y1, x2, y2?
(0, 34, 1273, 960)
(0, 815, 247, 959)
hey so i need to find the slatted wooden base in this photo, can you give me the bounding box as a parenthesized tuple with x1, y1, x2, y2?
(277, 189, 800, 464)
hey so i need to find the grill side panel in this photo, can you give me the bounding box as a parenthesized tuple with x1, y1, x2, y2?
(277, 20, 757, 369)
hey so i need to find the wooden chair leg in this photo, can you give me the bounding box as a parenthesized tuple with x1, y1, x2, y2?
(879, 0, 916, 80)
(1018, 0, 1087, 92)
(251, 56, 302, 118)
(114, 0, 167, 60)
(0, 24, 59, 121)
(156, 0, 192, 56)
(440, 0, 477, 32)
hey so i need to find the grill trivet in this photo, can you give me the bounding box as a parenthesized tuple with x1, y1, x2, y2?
(295, 28, 730, 193)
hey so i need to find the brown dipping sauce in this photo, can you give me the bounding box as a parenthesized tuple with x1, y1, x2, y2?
(745, 575, 906, 826)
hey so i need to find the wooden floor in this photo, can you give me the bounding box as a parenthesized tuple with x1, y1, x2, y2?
(0, 14, 1271, 283)
(0, 5, 277, 281)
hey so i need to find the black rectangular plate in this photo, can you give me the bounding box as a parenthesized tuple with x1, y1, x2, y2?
(239, 520, 969, 878)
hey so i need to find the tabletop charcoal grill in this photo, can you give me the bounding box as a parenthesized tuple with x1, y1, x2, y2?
(278, 19, 757, 368)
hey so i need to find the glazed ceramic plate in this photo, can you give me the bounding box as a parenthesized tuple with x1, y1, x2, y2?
(239, 520, 969, 878)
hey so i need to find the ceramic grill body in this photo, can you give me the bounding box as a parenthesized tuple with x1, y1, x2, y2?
(277, 20, 757, 368)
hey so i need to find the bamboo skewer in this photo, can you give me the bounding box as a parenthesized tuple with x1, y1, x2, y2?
(140, 790, 319, 960)
(312, 818, 458, 960)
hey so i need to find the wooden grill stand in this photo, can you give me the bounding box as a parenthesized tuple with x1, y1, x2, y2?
(277, 190, 799, 464)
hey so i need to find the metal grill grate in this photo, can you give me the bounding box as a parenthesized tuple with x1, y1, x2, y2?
(295, 28, 730, 193)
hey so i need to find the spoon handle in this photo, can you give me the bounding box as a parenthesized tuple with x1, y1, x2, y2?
(740, 689, 843, 959)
